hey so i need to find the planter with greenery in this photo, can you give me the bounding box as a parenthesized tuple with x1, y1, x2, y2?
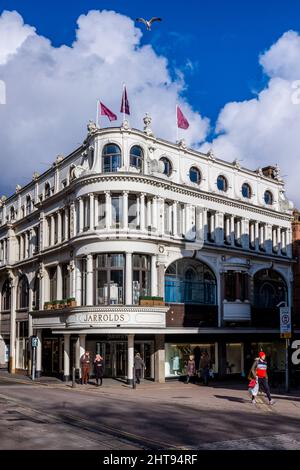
(67, 297, 77, 307)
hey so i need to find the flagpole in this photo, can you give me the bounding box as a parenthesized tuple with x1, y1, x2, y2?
(176, 104, 179, 143)
(96, 100, 100, 128)
(122, 83, 125, 124)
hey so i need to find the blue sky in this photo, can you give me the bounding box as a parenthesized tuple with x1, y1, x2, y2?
(1, 1, 300, 203)
(2, 0, 300, 123)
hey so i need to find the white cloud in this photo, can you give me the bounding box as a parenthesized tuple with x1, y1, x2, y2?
(0, 9, 209, 195)
(202, 30, 300, 206)
(0, 10, 35, 65)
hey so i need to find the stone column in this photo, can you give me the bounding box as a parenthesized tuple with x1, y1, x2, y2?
(230, 215, 235, 246)
(172, 201, 178, 237)
(125, 252, 132, 305)
(89, 193, 94, 231)
(63, 334, 71, 381)
(9, 277, 17, 374)
(277, 226, 281, 254)
(154, 334, 165, 383)
(151, 255, 158, 296)
(250, 222, 255, 246)
(123, 191, 128, 230)
(158, 198, 164, 236)
(86, 254, 94, 306)
(225, 217, 230, 243)
(157, 263, 165, 298)
(282, 229, 287, 253)
(75, 336, 80, 375)
(24, 231, 29, 258)
(255, 221, 259, 250)
(146, 198, 152, 230)
(242, 219, 249, 249)
(79, 334, 86, 359)
(287, 229, 292, 257)
(57, 211, 62, 244)
(127, 334, 135, 385)
(140, 193, 145, 231)
(105, 191, 111, 229)
(94, 195, 99, 228)
(152, 197, 158, 233)
(78, 197, 84, 233)
(36, 329, 42, 378)
(56, 264, 63, 301)
(50, 215, 55, 246)
(64, 207, 69, 240)
(75, 258, 82, 306)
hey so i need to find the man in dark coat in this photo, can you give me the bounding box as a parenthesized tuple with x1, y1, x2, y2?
(134, 353, 145, 384)
(80, 351, 91, 384)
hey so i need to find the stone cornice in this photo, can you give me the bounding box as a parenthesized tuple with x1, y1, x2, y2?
(74, 173, 292, 222)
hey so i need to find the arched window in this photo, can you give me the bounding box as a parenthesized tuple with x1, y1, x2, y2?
(130, 146, 143, 171)
(2, 279, 11, 311)
(10, 207, 16, 221)
(26, 196, 32, 215)
(160, 157, 172, 176)
(254, 269, 287, 308)
(264, 190, 273, 205)
(242, 183, 252, 199)
(189, 167, 201, 184)
(45, 183, 51, 198)
(165, 258, 216, 304)
(102, 144, 121, 173)
(18, 275, 29, 309)
(217, 175, 228, 192)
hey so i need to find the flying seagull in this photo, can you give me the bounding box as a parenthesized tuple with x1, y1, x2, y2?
(135, 17, 162, 31)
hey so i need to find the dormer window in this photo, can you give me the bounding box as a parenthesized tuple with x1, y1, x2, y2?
(160, 157, 172, 177)
(242, 183, 252, 199)
(45, 183, 51, 198)
(189, 166, 201, 184)
(264, 190, 273, 205)
(102, 144, 121, 173)
(10, 207, 16, 221)
(130, 146, 143, 171)
(26, 196, 32, 215)
(217, 175, 228, 192)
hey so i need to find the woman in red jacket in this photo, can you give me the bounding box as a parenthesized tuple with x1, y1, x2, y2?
(250, 351, 275, 405)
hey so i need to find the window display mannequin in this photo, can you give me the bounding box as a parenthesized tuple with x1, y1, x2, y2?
(172, 354, 180, 375)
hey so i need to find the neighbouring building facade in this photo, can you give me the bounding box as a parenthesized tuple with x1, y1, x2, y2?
(0, 116, 297, 383)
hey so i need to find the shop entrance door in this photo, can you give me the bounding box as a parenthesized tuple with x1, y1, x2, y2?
(43, 338, 59, 375)
(115, 342, 127, 378)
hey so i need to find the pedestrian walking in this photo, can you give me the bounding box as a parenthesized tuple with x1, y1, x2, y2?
(134, 352, 145, 384)
(200, 351, 210, 386)
(94, 354, 104, 386)
(185, 354, 196, 384)
(248, 351, 275, 405)
(80, 351, 91, 385)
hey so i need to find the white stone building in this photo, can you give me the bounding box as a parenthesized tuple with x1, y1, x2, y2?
(0, 117, 295, 382)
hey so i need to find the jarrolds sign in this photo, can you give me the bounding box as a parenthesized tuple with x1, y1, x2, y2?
(64, 309, 166, 328)
(79, 313, 128, 324)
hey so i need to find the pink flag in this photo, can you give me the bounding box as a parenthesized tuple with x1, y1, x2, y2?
(177, 105, 189, 129)
(120, 86, 130, 115)
(100, 102, 117, 121)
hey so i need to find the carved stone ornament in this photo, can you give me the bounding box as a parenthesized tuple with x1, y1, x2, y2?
(207, 149, 216, 160)
(178, 138, 187, 149)
(87, 120, 98, 134)
(15, 184, 22, 193)
(70, 163, 87, 180)
(143, 113, 154, 136)
(55, 154, 64, 165)
(121, 119, 130, 131)
(232, 158, 241, 169)
(32, 172, 40, 181)
(256, 167, 263, 176)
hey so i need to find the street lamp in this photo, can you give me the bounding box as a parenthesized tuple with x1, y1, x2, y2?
(277, 301, 290, 393)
